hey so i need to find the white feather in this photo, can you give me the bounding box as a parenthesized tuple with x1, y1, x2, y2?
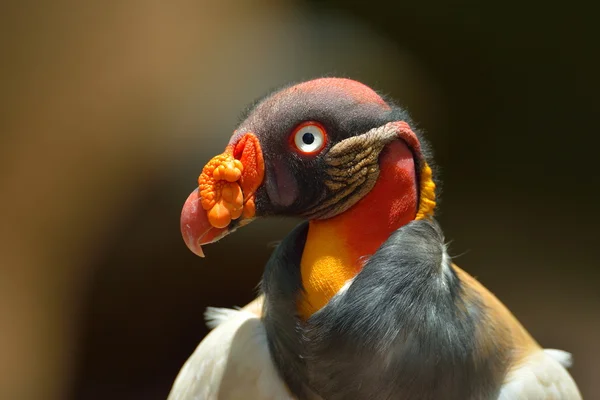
(336, 277, 355, 297)
(543, 349, 573, 369)
(498, 349, 581, 399)
(204, 307, 241, 330)
(168, 308, 294, 400)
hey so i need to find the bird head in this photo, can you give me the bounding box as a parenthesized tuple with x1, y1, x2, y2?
(181, 78, 436, 259)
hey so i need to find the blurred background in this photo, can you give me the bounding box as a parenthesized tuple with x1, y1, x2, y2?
(1, 0, 598, 399)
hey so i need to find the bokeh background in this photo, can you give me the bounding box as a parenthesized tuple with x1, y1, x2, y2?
(1, 1, 598, 399)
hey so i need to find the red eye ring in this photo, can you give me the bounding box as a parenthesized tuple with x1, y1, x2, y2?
(289, 121, 328, 155)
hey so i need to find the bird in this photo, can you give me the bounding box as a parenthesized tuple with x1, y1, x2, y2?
(170, 78, 582, 399)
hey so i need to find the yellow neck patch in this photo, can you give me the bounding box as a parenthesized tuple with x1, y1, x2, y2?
(298, 162, 436, 319)
(298, 220, 357, 318)
(416, 163, 436, 220)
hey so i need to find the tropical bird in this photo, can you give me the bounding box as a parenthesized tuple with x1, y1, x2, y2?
(170, 78, 581, 399)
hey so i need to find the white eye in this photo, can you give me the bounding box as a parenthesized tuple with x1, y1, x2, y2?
(292, 122, 327, 155)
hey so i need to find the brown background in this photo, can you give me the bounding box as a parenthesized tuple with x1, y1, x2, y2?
(1, 1, 598, 399)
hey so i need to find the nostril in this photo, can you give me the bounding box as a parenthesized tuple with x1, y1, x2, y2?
(266, 157, 298, 208)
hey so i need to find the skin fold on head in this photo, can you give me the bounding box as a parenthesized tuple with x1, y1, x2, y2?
(180, 77, 436, 318)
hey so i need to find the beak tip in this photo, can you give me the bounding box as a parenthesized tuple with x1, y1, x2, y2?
(181, 189, 205, 256)
(181, 188, 228, 258)
(195, 244, 205, 258)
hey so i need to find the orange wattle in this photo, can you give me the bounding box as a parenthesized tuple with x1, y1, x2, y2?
(198, 133, 265, 229)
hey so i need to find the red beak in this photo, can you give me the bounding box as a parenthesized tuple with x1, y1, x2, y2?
(180, 188, 228, 257)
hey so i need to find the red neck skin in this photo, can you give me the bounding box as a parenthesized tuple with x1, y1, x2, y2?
(298, 140, 418, 318)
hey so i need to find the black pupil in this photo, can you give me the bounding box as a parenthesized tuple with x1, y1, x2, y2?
(302, 132, 315, 145)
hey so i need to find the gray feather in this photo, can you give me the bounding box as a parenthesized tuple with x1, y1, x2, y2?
(261, 219, 510, 400)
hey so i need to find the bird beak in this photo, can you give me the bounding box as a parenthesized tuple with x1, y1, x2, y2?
(180, 133, 265, 257)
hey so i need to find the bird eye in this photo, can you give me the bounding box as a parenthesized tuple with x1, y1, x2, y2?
(291, 122, 327, 155)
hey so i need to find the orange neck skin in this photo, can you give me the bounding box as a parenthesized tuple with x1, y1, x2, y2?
(298, 140, 418, 318)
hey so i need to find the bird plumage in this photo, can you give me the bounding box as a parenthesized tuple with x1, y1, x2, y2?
(173, 78, 581, 399)
(172, 325, 580, 400)
(167, 300, 293, 400)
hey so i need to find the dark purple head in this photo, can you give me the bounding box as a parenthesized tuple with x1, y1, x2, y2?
(180, 78, 435, 257)
(233, 78, 411, 214)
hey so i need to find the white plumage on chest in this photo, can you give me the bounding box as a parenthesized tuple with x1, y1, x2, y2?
(167, 307, 293, 400)
(498, 349, 581, 399)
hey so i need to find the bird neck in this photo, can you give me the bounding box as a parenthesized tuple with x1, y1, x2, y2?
(298, 140, 418, 318)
